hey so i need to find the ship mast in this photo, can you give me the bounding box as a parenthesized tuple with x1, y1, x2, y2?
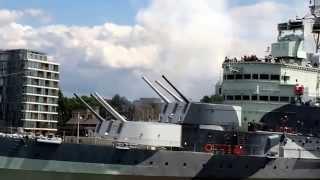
(310, 0, 320, 53)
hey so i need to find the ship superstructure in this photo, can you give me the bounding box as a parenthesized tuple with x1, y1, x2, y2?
(220, 0, 320, 132)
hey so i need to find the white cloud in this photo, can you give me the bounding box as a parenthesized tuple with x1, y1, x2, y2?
(0, 0, 308, 100)
(0, 9, 51, 25)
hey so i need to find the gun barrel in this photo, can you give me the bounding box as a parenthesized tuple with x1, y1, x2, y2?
(93, 92, 127, 122)
(155, 80, 183, 103)
(142, 76, 171, 104)
(73, 93, 105, 123)
(161, 75, 189, 104)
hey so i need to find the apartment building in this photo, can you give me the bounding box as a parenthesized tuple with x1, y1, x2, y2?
(0, 49, 59, 132)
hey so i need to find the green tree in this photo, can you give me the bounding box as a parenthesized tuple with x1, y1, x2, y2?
(57, 92, 134, 131)
(200, 95, 224, 104)
(57, 91, 102, 130)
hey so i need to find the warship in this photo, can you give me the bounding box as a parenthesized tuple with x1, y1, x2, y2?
(1, 0, 320, 179)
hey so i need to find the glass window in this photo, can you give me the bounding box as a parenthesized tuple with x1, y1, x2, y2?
(243, 96, 250, 100)
(259, 96, 269, 101)
(270, 75, 280, 81)
(223, 75, 226, 80)
(235, 74, 243, 80)
(226, 96, 234, 100)
(281, 75, 290, 81)
(260, 74, 269, 80)
(251, 95, 258, 101)
(270, 96, 279, 101)
(243, 74, 251, 79)
(235, 95, 241, 100)
(227, 74, 235, 80)
(252, 74, 259, 79)
(280, 96, 289, 102)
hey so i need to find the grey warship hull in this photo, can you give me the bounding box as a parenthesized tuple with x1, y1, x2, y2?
(0, 137, 320, 180)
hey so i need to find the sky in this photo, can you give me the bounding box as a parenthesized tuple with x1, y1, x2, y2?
(0, 0, 308, 100)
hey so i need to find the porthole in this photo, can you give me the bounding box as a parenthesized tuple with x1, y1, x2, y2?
(165, 162, 169, 166)
(183, 162, 187, 167)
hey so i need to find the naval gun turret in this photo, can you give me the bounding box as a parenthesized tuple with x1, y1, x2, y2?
(150, 75, 242, 131)
(74, 75, 241, 149)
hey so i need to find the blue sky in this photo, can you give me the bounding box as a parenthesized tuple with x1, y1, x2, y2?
(0, 0, 297, 26)
(0, 0, 150, 26)
(0, 0, 306, 100)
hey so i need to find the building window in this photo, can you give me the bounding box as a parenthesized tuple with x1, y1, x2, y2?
(270, 75, 280, 81)
(252, 74, 259, 79)
(259, 96, 268, 101)
(226, 96, 234, 100)
(281, 75, 290, 81)
(280, 96, 289, 102)
(260, 74, 269, 80)
(242, 96, 250, 100)
(227, 74, 235, 80)
(243, 74, 251, 79)
(235, 95, 241, 100)
(223, 75, 226, 80)
(251, 95, 258, 101)
(235, 74, 243, 80)
(270, 96, 279, 101)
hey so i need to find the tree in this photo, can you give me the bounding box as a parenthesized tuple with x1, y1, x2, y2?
(200, 95, 224, 104)
(57, 92, 134, 131)
(57, 91, 102, 130)
(57, 90, 69, 129)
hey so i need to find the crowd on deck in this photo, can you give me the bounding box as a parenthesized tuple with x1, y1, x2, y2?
(224, 55, 276, 63)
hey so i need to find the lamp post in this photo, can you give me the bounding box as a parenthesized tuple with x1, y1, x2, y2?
(77, 112, 82, 144)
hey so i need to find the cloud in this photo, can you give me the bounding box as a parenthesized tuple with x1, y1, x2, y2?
(0, 8, 51, 25)
(0, 0, 308, 100)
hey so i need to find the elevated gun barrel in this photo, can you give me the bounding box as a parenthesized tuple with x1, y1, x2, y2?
(161, 75, 189, 104)
(73, 93, 105, 123)
(92, 92, 127, 122)
(142, 76, 171, 104)
(155, 80, 183, 103)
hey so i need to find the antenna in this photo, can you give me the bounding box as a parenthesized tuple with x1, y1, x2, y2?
(142, 76, 171, 104)
(155, 80, 184, 103)
(92, 92, 127, 122)
(73, 93, 105, 123)
(161, 75, 189, 104)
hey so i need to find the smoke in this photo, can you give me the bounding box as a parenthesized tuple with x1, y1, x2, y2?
(0, 0, 307, 100)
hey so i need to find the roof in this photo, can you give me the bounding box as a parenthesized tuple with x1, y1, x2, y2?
(0, 49, 46, 55)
